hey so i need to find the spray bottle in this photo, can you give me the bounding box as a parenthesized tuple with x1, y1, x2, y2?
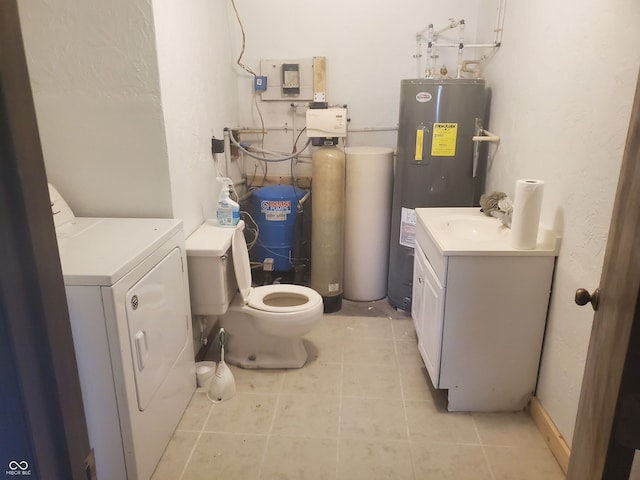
(216, 177, 240, 227)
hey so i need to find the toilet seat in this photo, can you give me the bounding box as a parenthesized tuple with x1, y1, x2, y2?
(231, 228, 322, 313)
(248, 284, 322, 313)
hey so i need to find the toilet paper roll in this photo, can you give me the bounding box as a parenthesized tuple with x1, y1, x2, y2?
(195, 361, 216, 388)
(509, 179, 544, 250)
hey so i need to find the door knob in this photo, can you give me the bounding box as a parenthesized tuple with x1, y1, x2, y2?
(575, 287, 600, 311)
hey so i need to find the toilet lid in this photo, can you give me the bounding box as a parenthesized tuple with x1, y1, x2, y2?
(232, 228, 252, 302)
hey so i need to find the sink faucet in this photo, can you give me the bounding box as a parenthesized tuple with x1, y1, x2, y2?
(479, 192, 513, 228)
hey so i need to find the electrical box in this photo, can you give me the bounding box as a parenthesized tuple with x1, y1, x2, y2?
(254, 75, 267, 91)
(260, 58, 314, 101)
(306, 108, 348, 138)
(281, 64, 300, 95)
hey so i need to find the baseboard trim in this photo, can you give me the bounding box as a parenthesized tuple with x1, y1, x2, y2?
(528, 396, 571, 475)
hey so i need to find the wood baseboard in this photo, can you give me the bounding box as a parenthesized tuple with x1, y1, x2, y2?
(528, 396, 571, 475)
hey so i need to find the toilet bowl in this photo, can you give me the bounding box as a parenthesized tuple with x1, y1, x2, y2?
(186, 220, 323, 369)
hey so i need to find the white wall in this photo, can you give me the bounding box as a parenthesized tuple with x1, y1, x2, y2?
(18, 0, 173, 218)
(152, 0, 240, 235)
(478, 0, 640, 444)
(18, 0, 239, 234)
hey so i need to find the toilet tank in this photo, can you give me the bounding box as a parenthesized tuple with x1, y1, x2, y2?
(185, 220, 240, 315)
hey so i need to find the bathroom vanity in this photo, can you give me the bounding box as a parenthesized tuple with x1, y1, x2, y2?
(412, 207, 559, 411)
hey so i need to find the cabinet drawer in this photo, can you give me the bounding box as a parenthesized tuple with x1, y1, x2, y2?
(415, 216, 447, 285)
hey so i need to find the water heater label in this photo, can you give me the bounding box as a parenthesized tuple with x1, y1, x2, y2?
(432, 123, 458, 156)
(261, 200, 291, 221)
(399, 207, 416, 248)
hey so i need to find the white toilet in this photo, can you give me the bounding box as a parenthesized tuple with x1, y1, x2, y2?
(186, 220, 323, 368)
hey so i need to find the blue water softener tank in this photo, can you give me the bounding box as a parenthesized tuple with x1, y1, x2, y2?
(252, 184, 307, 271)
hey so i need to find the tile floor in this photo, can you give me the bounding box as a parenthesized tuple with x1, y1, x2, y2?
(152, 305, 565, 480)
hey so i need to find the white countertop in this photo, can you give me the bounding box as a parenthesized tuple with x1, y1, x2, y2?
(415, 207, 559, 256)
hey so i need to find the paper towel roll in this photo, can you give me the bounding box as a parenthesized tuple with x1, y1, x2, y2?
(509, 179, 544, 250)
(343, 146, 394, 301)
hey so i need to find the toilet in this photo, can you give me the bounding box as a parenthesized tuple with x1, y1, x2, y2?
(186, 220, 323, 368)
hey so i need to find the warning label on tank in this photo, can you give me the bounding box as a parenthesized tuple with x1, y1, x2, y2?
(399, 207, 416, 248)
(261, 200, 291, 221)
(431, 123, 458, 157)
(415, 128, 424, 161)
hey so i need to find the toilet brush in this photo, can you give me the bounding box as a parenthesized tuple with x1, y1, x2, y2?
(207, 328, 236, 403)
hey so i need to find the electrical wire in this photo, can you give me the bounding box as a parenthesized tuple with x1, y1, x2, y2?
(240, 210, 260, 250)
(290, 126, 308, 183)
(229, 0, 256, 77)
(228, 129, 312, 162)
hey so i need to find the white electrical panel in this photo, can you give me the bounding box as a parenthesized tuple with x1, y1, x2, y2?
(260, 58, 314, 101)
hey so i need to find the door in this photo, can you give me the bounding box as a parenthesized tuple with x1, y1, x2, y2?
(0, 1, 94, 478)
(568, 71, 640, 478)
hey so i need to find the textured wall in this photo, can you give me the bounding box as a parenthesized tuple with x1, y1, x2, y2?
(478, 0, 640, 445)
(18, 0, 241, 232)
(18, 0, 173, 218)
(152, 0, 240, 235)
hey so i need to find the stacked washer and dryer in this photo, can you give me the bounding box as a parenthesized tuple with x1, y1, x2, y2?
(50, 185, 196, 480)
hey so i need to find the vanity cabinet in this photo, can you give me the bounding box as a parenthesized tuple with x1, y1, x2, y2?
(412, 207, 558, 412)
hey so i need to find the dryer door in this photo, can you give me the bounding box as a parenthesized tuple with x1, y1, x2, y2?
(125, 248, 189, 411)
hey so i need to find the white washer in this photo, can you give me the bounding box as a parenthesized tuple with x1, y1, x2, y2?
(51, 186, 195, 480)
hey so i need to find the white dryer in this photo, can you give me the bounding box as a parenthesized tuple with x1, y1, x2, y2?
(50, 186, 195, 480)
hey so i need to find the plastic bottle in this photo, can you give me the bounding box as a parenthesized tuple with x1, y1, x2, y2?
(216, 178, 240, 227)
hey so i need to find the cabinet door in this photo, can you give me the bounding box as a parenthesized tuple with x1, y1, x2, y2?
(411, 246, 426, 338)
(413, 243, 445, 388)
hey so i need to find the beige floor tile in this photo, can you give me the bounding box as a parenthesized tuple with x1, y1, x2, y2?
(156, 307, 565, 479)
(260, 436, 338, 480)
(342, 337, 397, 365)
(150, 430, 199, 480)
(473, 411, 548, 448)
(391, 318, 417, 341)
(341, 397, 408, 440)
(181, 432, 266, 480)
(485, 446, 565, 480)
(271, 394, 340, 437)
(304, 336, 344, 363)
(395, 339, 423, 366)
(306, 315, 349, 337)
(410, 442, 493, 480)
(405, 400, 480, 444)
(342, 363, 402, 399)
(344, 316, 393, 339)
(282, 361, 342, 395)
(337, 438, 414, 480)
(176, 392, 213, 432)
(228, 365, 285, 394)
(204, 393, 278, 434)
(399, 365, 435, 401)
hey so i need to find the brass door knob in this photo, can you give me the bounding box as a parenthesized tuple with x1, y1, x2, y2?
(575, 287, 600, 311)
